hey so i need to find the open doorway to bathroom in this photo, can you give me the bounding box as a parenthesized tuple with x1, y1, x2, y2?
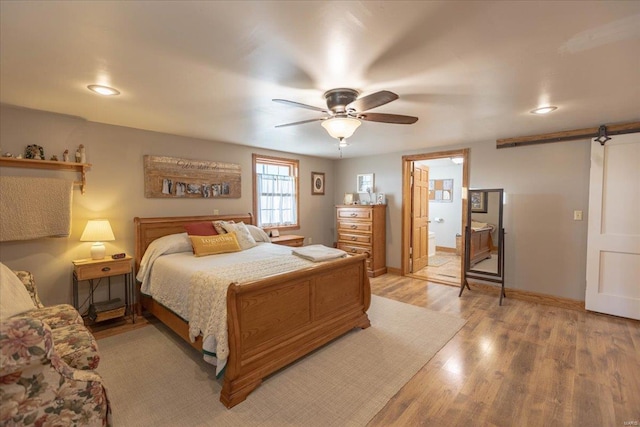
(401, 149, 469, 286)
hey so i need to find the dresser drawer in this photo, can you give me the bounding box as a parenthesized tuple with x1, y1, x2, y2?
(338, 232, 372, 245)
(337, 208, 372, 220)
(338, 221, 372, 233)
(74, 259, 131, 281)
(337, 243, 371, 256)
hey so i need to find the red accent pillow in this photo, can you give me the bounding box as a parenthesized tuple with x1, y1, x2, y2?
(184, 222, 218, 236)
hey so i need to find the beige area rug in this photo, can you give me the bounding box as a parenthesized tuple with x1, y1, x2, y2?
(97, 295, 465, 427)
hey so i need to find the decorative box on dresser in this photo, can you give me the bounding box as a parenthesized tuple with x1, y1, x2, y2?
(336, 204, 386, 277)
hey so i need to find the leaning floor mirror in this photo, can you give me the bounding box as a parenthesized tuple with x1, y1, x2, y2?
(459, 188, 506, 304)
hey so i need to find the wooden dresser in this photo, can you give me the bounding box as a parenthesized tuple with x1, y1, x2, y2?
(336, 204, 386, 277)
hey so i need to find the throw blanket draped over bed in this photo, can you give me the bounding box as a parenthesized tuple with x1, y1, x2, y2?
(0, 176, 73, 241)
(292, 244, 347, 262)
(188, 255, 314, 375)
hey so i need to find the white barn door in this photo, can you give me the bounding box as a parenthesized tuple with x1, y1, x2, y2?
(585, 133, 640, 320)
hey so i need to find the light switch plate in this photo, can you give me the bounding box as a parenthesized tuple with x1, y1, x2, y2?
(573, 210, 583, 221)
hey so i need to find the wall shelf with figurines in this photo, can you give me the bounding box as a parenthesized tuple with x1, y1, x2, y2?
(0, 157, 92, 194)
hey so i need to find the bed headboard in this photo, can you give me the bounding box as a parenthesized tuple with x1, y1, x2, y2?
(133, 213, 254, 272)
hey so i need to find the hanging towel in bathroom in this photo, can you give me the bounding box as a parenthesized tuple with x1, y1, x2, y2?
(0, 176, 73, 241)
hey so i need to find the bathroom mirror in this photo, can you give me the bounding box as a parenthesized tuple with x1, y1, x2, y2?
(460, 188, 506, 304)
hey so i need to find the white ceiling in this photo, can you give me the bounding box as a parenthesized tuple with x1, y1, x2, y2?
(1, 1, 639, 159)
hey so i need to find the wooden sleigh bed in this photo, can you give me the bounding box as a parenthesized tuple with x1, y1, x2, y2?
(468, 227, 493, 267)
(134, 213, 371, 408)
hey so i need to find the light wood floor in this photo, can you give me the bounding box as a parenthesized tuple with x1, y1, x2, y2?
(412, 251, 461, 285)
(367, 274, 640, 427)
(95, 275, 639, 426)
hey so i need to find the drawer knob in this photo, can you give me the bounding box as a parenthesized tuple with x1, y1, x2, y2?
(351, 248, 357, 253)
(101, 267, 111, 272)
(350, 225, 357, 229)
(351, 236, 357, 241)
(350, 213, 357, 217)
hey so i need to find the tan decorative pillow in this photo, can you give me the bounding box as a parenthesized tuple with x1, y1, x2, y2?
(189, 233, 241, 257)
(213, 220, 234, 234)
(221, 221, 257, 250)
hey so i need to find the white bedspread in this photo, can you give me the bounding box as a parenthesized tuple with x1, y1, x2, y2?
(141, 243, 293, 316)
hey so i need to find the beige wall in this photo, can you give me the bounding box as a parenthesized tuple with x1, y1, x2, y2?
(1, 104, 591, 303)
(0, 105, 335, 306)
(333, 139, 591, 301)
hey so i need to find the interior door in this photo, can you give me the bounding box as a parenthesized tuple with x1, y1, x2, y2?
(585, 133, 640, 320)
(411, 163, 430, 272)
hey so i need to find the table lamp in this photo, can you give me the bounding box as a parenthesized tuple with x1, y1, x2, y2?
(80, 219, 115, 260)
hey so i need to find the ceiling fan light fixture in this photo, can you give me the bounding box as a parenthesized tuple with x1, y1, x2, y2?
(530, 106, 557, 115)
(321, 117, 361, 140)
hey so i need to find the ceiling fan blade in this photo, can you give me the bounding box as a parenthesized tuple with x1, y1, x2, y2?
(275, 117, 326, 128)
(273, 99, 329, 113)
(358, 113, 419, 124)
(347, 90, 399, 112)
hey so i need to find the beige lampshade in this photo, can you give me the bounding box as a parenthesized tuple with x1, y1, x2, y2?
(321, 117, 361, 139)
(81, 219, 115, 259)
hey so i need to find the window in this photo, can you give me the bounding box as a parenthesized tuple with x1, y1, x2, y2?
(253, 154, 299, 229)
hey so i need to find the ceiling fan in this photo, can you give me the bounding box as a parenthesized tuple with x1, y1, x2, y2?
(273, 88, 418, 149)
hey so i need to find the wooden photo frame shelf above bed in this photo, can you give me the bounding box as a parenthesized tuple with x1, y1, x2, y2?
(134, 213, 371, 408)
(143, 155, 241, 199)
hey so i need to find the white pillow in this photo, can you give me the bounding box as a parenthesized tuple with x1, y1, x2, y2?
(136, 232, 192, 284)
(221, 221, 257, 250)
(246, 224, 271, 243)
(0, 262, 37, 319)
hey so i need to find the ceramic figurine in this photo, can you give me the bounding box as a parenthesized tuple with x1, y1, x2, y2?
(50, 155, 59, 161)
(25, 144, 44, 160)
(62, 149, 69, 162)
(75, 148, 81, 163)
(79, 144, 86, 163)
(3, 152, 13, 157)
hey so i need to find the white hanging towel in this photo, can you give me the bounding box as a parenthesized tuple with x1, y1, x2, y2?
(0, 176, 73, 241)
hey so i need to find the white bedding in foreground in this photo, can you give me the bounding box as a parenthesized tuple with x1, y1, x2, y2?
(143, 242, 293, 320)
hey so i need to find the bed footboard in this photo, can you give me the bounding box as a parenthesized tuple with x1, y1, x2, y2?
(469, 228, 492, 267)
(220, 253, 371, 408)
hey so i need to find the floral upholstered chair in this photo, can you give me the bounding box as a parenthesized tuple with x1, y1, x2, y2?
(0, 265, 112, 426)
(11, 270, 101, 371)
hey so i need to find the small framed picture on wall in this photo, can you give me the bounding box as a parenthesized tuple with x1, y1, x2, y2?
(312, 172, 325, 195)
(470, 190, 488, 213)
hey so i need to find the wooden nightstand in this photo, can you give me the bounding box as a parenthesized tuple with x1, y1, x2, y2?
(270, 235, 304, 247)
(72, 256, 134, 323)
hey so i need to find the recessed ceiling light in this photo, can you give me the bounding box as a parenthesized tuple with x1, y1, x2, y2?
(87, 84, 120, 96)
(530, 106, 557, 115)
